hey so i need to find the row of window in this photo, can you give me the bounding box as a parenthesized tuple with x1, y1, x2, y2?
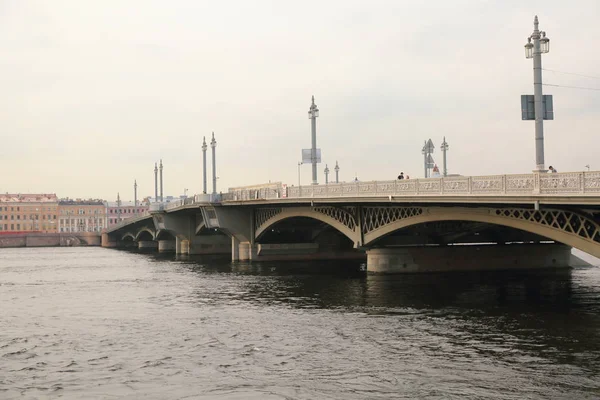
(0, 206, 57, 212)
(0, 224, 52, 231)
(60, 209, 103, 215)
(59, 227, 102, 232)
(1, 215, 57, 220)
(59, 219, 104, 226)
(109, 209, 145, 214)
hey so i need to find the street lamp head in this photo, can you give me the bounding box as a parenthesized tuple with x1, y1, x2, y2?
(540, 31, 550, 53)
(524, 37, 534, 59)
(308, 96, 319, 119)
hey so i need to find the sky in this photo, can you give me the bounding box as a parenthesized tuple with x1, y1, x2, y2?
(1, 0, 599, 201)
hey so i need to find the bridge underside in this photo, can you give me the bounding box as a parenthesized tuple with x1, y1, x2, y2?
(103, 203, 600, 273)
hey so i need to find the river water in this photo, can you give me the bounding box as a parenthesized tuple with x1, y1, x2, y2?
(1, 247, 600, 399)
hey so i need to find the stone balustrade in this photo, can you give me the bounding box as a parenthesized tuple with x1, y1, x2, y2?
(285, 171, 600, 199)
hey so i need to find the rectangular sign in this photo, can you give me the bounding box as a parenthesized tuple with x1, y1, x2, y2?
(521, 95, 554, 120)
(302, 149, 321, 164)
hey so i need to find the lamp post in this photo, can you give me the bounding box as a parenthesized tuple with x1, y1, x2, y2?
(324, 164, 330, 184)
(440, 137, 449, 177)
(210, 132, 217, 195)
(154, 162, 158, 202)
(525, 15, 550, 172)
(202, 136, 208, 194)
(334, 161, 339, 183)
(134, 179, 137, 214)
(297, 162, 302, 187)
(159, 159, 164, 202)
(308, 96, 319, 185)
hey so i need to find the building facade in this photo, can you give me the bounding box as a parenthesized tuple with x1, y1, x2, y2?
(106, 201, 149, 228)
(0, 194, 59, 233)
(58, 200, 106, 233)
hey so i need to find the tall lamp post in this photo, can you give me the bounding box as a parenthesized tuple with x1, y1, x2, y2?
(297, 162, 302, 187)
(324, 164, 330, 185)
(334, 161, 339, 183)
(440, 137, 449, 177)
(308, 96, 319, 185)
(525, 15, 550, 172)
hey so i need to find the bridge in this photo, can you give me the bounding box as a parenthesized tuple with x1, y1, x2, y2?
(103, 171, 600, 273)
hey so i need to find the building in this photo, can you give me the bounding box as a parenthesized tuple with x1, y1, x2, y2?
(58, 200, 106, 233)
(0, 194, 59, 233)
(106, 201, 149, 228)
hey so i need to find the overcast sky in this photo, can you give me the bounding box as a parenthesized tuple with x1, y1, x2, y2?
(1, 0, 599, 201)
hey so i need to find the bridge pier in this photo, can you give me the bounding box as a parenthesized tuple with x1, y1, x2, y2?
(366, 243, 573, 273)
(187, 235, 230, 255)
(158, 240, 176, 252)
(138, 240, 158, 250)
(101, 232, 118, 248)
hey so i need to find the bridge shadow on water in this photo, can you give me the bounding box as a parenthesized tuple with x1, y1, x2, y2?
(137, 249, 600, 314)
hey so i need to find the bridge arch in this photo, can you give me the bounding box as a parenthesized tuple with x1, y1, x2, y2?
(363, 206, 600, 257)
(155, 229, 176, 241)
(255, 206, 358, 244)
(121, 232, 135, 241)
(135, 228, 155, 241)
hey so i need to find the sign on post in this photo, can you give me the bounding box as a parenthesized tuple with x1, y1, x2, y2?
(521, 95, 554, 120)
(302, 149, 321, 164)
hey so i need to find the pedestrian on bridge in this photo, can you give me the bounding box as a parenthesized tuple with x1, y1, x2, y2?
(397, 172, 405, 180)
(549, 166, 558, 173)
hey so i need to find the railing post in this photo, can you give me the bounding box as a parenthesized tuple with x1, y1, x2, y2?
(533, 171, 541, 194)
(440, 177, 444, 195)
(467, 177, 472, 194)
(502, 175, 507, 194)
(415, 179, 420, 195)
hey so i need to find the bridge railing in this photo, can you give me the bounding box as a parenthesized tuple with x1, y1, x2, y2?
(218, 171, 600, 201)
(285, 171, 600, 198)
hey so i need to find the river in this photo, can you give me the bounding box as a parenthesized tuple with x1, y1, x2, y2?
(1, 247, 600, 399)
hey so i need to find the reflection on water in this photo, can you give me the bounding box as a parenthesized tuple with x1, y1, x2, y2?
(1, 248, 600, 399)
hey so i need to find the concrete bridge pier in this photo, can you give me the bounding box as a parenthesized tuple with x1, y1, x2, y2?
(158, 240, 176, 252)
(238, 241, 257, 261)
(366, 243, 573, 273)
(188, 235, 230, 255)
(101, 232, 118, 248)
(175, 237, 190, 254)
(138, 240, 158, 250)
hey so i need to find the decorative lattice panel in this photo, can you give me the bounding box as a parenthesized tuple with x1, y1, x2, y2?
(313, 206, 357, 231)
(255, 208, 282, 230)
(362, 207, 423, 234)
(495, 208, 600, 244)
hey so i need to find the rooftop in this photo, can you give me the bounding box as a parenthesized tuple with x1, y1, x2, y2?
(0, 194, 58, 203)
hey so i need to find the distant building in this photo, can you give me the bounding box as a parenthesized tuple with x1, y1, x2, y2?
(58, 200, 106, 233)
(0, 194, 59, 233)
(106, 201, 149, 228)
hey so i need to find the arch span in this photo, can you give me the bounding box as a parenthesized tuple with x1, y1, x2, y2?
(155, 229, 176, 241)
(363, 206, 600, 258)
(121, 232, 135, 241)
(135, 228, 155, 241)
(255, 206, 358, 245)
